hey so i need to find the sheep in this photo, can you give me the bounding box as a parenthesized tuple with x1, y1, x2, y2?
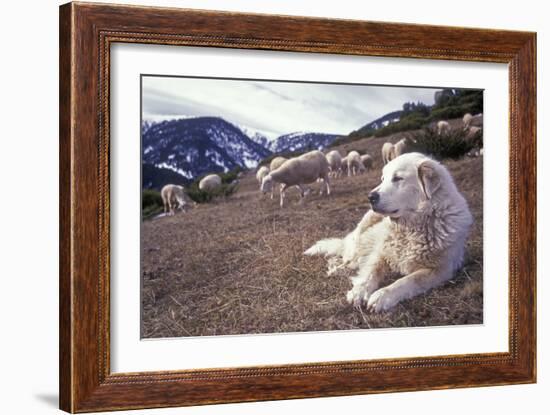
(382, 142, 394, 164)
(256, 166, 270, 184)
(199, 174, 222, 191)
(325, 150, 343, 178)
(393, 138, 408, 158)
(160, 184, 191, 215)
(437, 120, 451, 135)
(340, 155, 349, 175)
(463, 113, 473, 129)
(266, 156, 288, 199)
(260, 150, 330, 208)
(465, 126, 482, 140)
(471, 113, 483, 127)
(360, 154, 374, 171)
(346, 151, 364, 176)
(467, 148, 482, 158)
(270, 156, 287, 171)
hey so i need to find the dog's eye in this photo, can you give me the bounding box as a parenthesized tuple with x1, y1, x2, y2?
(392, 176, 403, 183)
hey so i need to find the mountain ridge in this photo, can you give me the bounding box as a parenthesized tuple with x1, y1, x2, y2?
(141, 116, 342, 188)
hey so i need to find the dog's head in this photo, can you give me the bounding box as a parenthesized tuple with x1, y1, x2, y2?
(368, 152, 445, 218)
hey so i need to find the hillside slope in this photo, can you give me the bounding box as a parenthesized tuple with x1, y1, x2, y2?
(141, 128, 483, 338)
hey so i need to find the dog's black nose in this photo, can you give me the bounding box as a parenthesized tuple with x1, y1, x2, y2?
(368, 191, 380, 205)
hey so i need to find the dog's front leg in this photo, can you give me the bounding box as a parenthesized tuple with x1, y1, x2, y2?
(346, 255, 390, 307)
(367, 267, 451, 313)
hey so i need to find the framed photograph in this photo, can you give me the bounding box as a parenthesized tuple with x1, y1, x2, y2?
(59, 2, 536, 412)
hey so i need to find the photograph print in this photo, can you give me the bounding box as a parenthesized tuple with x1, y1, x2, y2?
(141, 75, 484, 338)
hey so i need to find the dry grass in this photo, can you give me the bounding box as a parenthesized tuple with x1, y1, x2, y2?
(141, 124, 483, 338)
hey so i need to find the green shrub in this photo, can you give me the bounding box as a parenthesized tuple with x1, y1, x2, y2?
(407, 126, 482, 160)
(187, 169, 240, 203)
(427, 102, 480, 123)
(366, 112, 426, 138)
(187, 182, 238, 203)
(219, 167, 242, 184)
(142, 189, 164, 219)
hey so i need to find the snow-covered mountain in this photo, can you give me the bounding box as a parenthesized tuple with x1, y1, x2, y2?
(235, 124, 279, 150)
(269, 132, 341, 153)
(142, 116, 272, 187)
(141, 116, 343, 189)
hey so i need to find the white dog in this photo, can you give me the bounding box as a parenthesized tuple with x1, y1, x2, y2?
(305, 152, 473, 312)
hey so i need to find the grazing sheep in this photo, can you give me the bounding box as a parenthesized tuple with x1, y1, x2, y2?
(467, 148, 482, 158)
(199, 174, 222, 192)
(326, 150, 343, 178)
(340, 155, 349, 175)
(360, 154, 374, 171)
(261, 150, 330, 208)
(465, 126, 482, 140)
(270, 156, 287, 171)
(471, 113, 483, 127)
(437, 120, 451, 135)
(256, 166, 270, 184)
(347, 151, 364, 176)
(463, 113, 473, 129)
(161, 184, 191, 215)
(382, 142, 394, 164)
(267, 157, 288, 199)
(393, 138, 408, 158)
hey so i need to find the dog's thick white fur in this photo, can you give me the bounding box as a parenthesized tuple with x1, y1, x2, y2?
(304, 152, 473, 312)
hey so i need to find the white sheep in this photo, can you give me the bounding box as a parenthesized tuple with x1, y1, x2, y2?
(160, 184, 191, 215)
(465, 126, 482, 140)
(270, 156, 287, 171)
(393, 138, 408, 158)
(266, 156, 288, 199)
(198, 174, 222, 191)
(346, 151, 364, 176)
(360, 154, 373, 171)
(467, 148, 482, 158)
(471, 113, 483, 127)
(325, 150, 343, 178)
(463, 113, 473, 129)
(256, 166, 270, 184)
(381, 142, 394, 164)
(340, 155, 349, 175)
(261, 150, 330, 208)
(437, 120, 451, 135)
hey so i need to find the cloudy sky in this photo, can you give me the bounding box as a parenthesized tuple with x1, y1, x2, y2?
(142, 76, 441, 137)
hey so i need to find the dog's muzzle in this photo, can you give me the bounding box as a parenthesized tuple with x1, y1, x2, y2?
(368, 191, 380, 206)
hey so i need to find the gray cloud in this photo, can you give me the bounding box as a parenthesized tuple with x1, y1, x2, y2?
(142, 76, 442, 136)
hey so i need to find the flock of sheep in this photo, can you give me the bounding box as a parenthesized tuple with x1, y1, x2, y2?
(256, 148, 375, 208)
(158, 112, 483, 214)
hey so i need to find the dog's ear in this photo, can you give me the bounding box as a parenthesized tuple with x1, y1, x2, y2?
(417, 159, 441, 199)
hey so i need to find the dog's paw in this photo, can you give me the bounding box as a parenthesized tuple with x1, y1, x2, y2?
(346, 288, 361, 307)
(367, 288, 398, 313)
(346, 286, 370, 308)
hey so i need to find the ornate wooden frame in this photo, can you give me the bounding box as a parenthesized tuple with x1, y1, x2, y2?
(59, 2, 536, 412)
